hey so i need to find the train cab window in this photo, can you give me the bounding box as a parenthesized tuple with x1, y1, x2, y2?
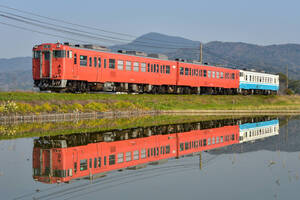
(109, 59, 115, 69)
(126, 152, 132, 162)
(185, 68, 189, 75)
(117, 60, 124, 70)
(94, 158, 97, 168)
(133, 150, 139, 160)
(118, 153, 124, 163)
(94, 57, 97, 67)
(180, 67, 184, 75)
(89, 57, 92, 67)
(126, 61, 131, 71)
(98, 57, 101, 67)
(53, 50, 66, 58)
(80, 55, 87, 66)
(141, 149, 146, 159)
(208, 71, 211, 78)
(104, 59, 107, 68)
(98, 157, 101, 167)
(74, 54, 77, 64)
(216, 72, 219, 79)
(109, 155, 116, 165)
(212, 71, 215, 78)
(80, 159, 88, 171)
(133, 62, 139, 72)
(166, 65, 170, 74)
(141, 63, 146, 72)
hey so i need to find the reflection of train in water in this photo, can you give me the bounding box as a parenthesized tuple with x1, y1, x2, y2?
(32, 117, 279, 184)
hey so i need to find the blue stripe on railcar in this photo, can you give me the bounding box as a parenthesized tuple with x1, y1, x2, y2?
(239, 82, 279, 91)
(239, 119, 279, 130)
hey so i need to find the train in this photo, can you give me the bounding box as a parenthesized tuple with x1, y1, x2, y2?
(32, 117, 279, 184)
(32, 43, 279, 94)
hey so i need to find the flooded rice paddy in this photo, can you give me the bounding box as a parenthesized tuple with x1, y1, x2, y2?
(0, 115, 300, 200)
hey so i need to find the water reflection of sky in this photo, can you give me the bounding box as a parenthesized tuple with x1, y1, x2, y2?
(0, 117, 299, 200)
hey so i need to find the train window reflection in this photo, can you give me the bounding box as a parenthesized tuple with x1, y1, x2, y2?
(80, 159, 88, 171)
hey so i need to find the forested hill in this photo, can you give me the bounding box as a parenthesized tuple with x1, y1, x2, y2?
(1, 32, 300, 91)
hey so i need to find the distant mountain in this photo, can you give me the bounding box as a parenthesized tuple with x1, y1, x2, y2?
(1, 32, 300, 91)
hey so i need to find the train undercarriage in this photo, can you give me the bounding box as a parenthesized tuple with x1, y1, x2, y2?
(34, 79, 277, 95)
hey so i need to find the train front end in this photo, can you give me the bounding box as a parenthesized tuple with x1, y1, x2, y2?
(32, 43, 69, 91)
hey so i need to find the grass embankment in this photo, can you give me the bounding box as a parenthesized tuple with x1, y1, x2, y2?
(0, 92, 300, 115)
(0, 115, 240, 140)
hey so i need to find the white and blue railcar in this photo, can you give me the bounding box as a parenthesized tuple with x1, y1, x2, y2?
(239, 70, 279, 94)
(239, 119, 279, 143)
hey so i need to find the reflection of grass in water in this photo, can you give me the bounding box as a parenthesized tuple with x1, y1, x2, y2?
(0, 115, 242, 140)
(1, 92, 300, 115)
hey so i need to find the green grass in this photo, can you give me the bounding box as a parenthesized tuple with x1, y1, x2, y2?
(1, 92, 300, 115)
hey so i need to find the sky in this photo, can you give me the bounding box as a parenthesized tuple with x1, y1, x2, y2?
(0, 0, 300, 58)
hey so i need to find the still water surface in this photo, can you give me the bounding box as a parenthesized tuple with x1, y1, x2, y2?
(0, 116, 300, 200)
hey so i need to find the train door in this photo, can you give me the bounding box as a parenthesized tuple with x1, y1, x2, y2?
(73, 53, 78, 79)
(96, 57, 102, 82)
(41, 51, 51, 78)
(73, 150, 78, 175)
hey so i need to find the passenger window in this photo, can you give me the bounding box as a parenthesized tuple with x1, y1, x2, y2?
(212, 71, 215, 78)
(89, 158, 92, 168)
(126, 61, 131, 71)
(89, 57, 92, 67)
(104, 59, 106, 68)
(216, 72, 219, 79)
(203, 70, 207, 77)
(94, 57, 97, 67)
(147, 63, 150, 72)
(180, 67, 184, 75)
(80, 159, 88, 171)
(98, 57, 101, 67)
(94, 158, 97, 168)
(117, 153, 124, 163)
(133, 62, 139, 72)
(118, 60, 124, 70)
(156, 64, 159, 73)
(109, 155, 116, 165)
(166, 65, 170, 74)
(126, 152, 132, 162)
(109, 59, 115, 69)
(220, 72, 223, 79)
(151, 64, 154, 72)
(185, 68, 189, 75)
(141, 149, 146, 159)
(133, 150, 139, 160)
(80, 55, 87, 66)
(208, 71, 211, 78)
(98, 157, 101, 167)
(141, 63, 146, 72)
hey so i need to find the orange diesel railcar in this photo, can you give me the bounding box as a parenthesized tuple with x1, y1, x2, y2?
(32, 125, 239, 184)
(32, 43, 239, 94)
